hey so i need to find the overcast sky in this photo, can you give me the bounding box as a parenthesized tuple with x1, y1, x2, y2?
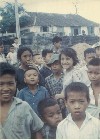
(0, 0, 100, 24)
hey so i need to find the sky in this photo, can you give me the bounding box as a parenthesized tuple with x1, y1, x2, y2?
(0, 0, 100, 24)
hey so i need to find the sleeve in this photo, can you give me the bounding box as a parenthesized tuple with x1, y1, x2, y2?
(98, 119, 100, 139)
(44, 88, 50, 98)
(26, 104, 44, 132)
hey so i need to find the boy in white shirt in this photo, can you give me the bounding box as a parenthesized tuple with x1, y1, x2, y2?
(80, 48, 96, 85)
(56, 82, 100, 139)
(6, 45, 17, 66)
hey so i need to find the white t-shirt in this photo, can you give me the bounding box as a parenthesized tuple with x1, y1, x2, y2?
(56, 112, 100, 139)
(6, 52, 17, 65)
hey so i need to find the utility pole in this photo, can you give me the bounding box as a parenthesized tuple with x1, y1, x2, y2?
(73, 2, 78, 15)
(15, 0, 21, 44)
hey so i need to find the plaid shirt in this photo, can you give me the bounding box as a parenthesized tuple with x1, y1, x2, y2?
(45, 73, 64, 96)
(41, 124, 56, 139)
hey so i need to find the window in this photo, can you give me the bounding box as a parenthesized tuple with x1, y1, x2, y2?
(40, 26, 49, 32)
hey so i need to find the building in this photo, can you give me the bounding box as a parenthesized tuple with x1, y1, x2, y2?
(20, 12, 100, 36)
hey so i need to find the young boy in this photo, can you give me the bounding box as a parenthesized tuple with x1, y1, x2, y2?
(86, 58, 100, 118)
(52, 36, 62, 54)
(80, 48, 96, 85)
(45, 54, 63, 97)
(0, 62, 43, 139)
(12, 37, 20, 52)
(33, 52, 44, 70)
(38, 98, 62, 139)
(6, 45, 17, 66)
(56, 82, 100, 139)
(40, 49, 53, 79)
(17, 67, 50, 115)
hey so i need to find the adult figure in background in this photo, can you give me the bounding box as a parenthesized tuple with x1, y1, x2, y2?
(52, 36, 62, 54)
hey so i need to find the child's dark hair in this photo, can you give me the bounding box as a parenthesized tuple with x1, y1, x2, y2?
(0, 40, 3, 46)
(64, 82, 90, 102)
(38, 98, 58, 119)
(52, 36, 62, 44)
(14, 37, 18, 40)
(24, 66, 39, 75)
(87, 58, 100, 66)
(84, 48, 96, 58)
(17, 47, 33, 60)
(42, 49, 53, 57)
(0, 62, 16, 77)
(33, 53, 41, 57)
(59, 47, 79, 66)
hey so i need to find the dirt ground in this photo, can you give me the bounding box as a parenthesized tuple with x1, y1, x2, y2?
(72, 43, 92, 67)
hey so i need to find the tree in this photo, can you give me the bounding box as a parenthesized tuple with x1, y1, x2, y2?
(0, 2, 32, 33)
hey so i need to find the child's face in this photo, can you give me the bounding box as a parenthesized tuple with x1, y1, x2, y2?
(24, 69, 39, 85)
(33, 55, 44, 65)
(20, 50, 33, 67)
(95, 46, 100, 58)
(84, 53, 96, 63)
(10, 47, 15, 53)
(66, 91, 89, 120)
(61, 54, 73, 70)
(43, 104, 62, 127)
(87, 65, 100, 84)
(51, 61, 62, 74)
(44, 53, 53, 64)
(0, 74, 16, 104)
(54, 41, 61, 49)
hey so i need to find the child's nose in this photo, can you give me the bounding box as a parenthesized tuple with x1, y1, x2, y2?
(74, 102, 80, 109)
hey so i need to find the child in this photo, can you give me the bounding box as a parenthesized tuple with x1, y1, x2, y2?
(40, 49, 53, 79)
(0, 62, 43, 139)
(52, 36, 62, 54)
(86, 58, 100, 118)
(80, 48, 96, 85)
(17, 67, 50, 115)
(92, 42, 100, 58)
(45, 53, 63, 97)
(16, 46, 34, 90)
(38, 98, 62, 139)
(56, 82, 100, 139)
(33, 52, 44, 70)
(12, 37, 20, 52)
(6, 45, 17, 66)
(60, 47, 82, 91)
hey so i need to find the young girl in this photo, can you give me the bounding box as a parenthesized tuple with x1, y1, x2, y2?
(16, 47, 44, 91)
(59, 47, 82, 91)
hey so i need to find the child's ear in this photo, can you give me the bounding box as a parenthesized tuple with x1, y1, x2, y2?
(24, 77, 26, 83)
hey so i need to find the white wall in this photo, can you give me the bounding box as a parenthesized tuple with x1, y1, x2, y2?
(64, 27, 71, 35)
(94, 26, 100, 36)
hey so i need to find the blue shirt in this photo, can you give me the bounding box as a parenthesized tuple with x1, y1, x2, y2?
(17, 86, 49, 115)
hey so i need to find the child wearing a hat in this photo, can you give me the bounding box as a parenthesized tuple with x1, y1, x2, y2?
(45, 54, 63, 97)
(45, 54, 68, 118)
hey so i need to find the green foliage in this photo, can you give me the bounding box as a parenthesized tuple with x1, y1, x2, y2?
(0, 2, 31, 33)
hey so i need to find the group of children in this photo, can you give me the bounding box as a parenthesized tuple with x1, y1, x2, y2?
(0, 36, 100, 139)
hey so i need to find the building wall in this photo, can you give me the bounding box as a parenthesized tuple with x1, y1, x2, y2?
(64, 27, 71, 35)
(94, 26, 100, 36)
